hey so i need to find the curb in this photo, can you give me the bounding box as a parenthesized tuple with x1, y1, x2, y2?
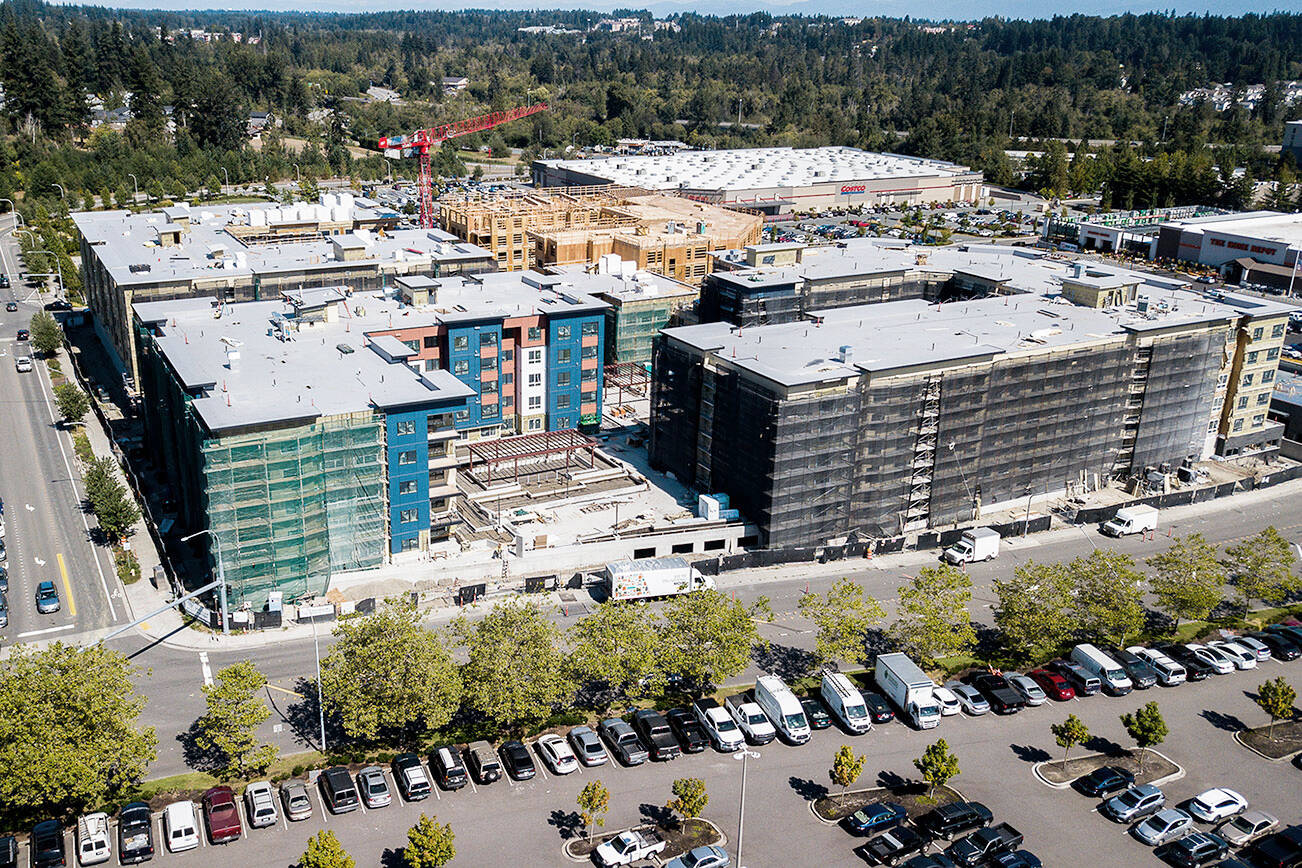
(1233, 729, 1302, 763)
(561, 820, 727, 863)
(807, 784, 965, 826)
(1030, 750, 1184, 790)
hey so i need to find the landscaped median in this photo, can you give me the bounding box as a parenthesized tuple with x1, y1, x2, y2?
(1235, 718, 1302, 762)
(561, 819, 725, 863)
(1032, 749, 1183, 790)
(810, 783, 962, 826)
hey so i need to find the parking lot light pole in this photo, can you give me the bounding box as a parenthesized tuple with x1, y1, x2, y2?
(310, 612, 327, 753)
(733, 748, 759, 868)
(181, 530, 228, 635)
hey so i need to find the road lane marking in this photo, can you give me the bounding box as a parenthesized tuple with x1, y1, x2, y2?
(199, 652, 213, 687)
(267, 684, 303, 698)
(16, 623, 75, 639)
(57, 553, 76, 617)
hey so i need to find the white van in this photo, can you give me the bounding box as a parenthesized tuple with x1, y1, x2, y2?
(76, 812, 112, 865)
(820, 671, 872, 734)
(753, 674, 811, 744)
(1071, 644, 1133, 695)
(164, 801, 200, 853)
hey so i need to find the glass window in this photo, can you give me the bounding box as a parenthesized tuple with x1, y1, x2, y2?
(454, 360, 469, 375)
(1243, 373, 1254, 387)
(527, 418, 542, 430)
(502, 350, 514, 362)
(398, 450, 416, 465)
(558, 349, 572, 363)
(454, 410, 469, 422)
(1272, 323, 1286, 338)
(528, 395, 542, 409)
(424, 336, 438, 349)
(1252, 327, 1264, 341)
(400, 508, 418, 524)
(1233, 418, 1244, 432)
(528, 349, 542, 364)
(557, 325, 572, 340)
(581, 345, 598, 359)
(503, 396, 514, 407)
(1253, 414, 1265, 427)
(424, 360, 438, 371)
(1247, 351, 1259, 364)
(481, 356, 497, 371)
(1237, 396, 1249, 409)
(556, 372, 571, 387)
(527, 327, 542, 341)
(403, 339, 419, 352)
(453, 335, 469, 350)
(401, 537, 420, 552)
(482, 403, 499, 420)
(399, 480, 416, 495)
(581, 368, 597, 382)
(1267, 347, 1280, 361)
(395, 420, 416, 436)
(1262, 369, 1276, 383)
(480, 331, 497, 346)
(556, 394, 571, 409)
(582, 321, 599, 336)
(482, 380, 497, 393)
(502, 373, 514, 384)
(528, 373, 542, 387)
(1256, 392, 1270, 405)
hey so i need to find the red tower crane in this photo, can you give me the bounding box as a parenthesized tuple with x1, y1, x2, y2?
(378, 103, 549, 228)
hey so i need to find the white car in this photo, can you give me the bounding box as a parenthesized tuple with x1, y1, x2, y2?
(536, 733, 578, 775)
(932, 684, 961, 716)
(1208, 640, 1257, 670)
(1133, 808, 1194, 846)
(1184, 643, 1234, 675)
(1231, 635, 1272, 662)
(1187, 787, 1248, 823)
(1004, 672, 1047, 706)
(944, 681, 990, 715)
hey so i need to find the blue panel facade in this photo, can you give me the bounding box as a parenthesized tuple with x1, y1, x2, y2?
(446, 321, 502, 430)
(386, 408, 430, 554)
(548, 313, 605, 431)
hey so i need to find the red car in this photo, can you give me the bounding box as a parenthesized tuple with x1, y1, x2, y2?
(201, 786, 243, 844)
(1027, 668, 1076, 701)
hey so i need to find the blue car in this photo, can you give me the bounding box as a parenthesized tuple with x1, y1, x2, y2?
(844, 802, 908, 836)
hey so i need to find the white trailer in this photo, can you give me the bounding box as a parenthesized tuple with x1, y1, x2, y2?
(943, 527, 1001, 564)
(874, 652, 942, 730)
(603, 556, 715, 602)
(1101, 504, 1158, 537)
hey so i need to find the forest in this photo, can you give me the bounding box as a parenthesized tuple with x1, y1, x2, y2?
(1, 0, 1301, 215)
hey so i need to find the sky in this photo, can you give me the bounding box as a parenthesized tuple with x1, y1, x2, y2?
(47, 0, 1300, 16)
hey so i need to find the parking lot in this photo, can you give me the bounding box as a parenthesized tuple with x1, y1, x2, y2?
(15, 644, 1300, 867)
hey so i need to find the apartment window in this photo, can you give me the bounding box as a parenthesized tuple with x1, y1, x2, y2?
(528, 395, 542, 410)
(481, 356, 497, 371)
(1262, 369, 1276, 383)
(555, 416, 570, 428)
(1257, 392, 1270, 405)
(454, 410, 470, 422)
(1252, 327, 1264, 341)
(1247, 351, 1260, 365)
(557, 325, 572, 340)
(399, 508, 418, 524)
(528, 418, 543, 431)
(403, 339, 420, 352)
(1243, 373, 1254, 387)
(1238, 396, 1249, 409)
(453, 335, 469, 350)
(424, 360, 438, 372)
(1267, 347, 1280, 361)
(502, 373, 514, 385)
(480, 331, 498, 347)
(1218, 373, 1230, 387)
(454, 360, 470, 375)
(556, 372, 571, 387)
(503, 396, 514, 407)
(398, 450, 417, 465)
(482, 380, 497, 393)
(1273, 323, 1286, 338)
(528, 349, 542, 364)
(1233, 418, 1244, 432)
(400, 538, 420, 552)
(581, 368, 597, 382)
(395, 420, 416, 436)
(424, 335, 438, 349)
(502, 350, 514, 362)
(527, 373, 542, 387)
(558, 349, 572, 363)
(556, 394, 571, 409)
(482, 404, 499, 420)
(582, 321, 599, 336)
(399, 480, 416, 495)
(1253, 414, 1266, 427)
(581, 345, 598, 359)
(527, 327, 542, 341)
(1208, 419, 1219, 433)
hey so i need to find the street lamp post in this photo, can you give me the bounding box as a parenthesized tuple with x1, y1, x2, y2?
(220, 167, 230, 197)
(52, 183, 66, 201)
(181, 529, 229, 635)
(309, 612, 327, 753)
(25, 249, 63, 299)
(0, 199, 22, 228)
(733, 748, 759, 868)
(128, 173, 139, 205)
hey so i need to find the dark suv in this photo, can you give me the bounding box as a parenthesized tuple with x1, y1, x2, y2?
(632, 709, 681, 761)
(918, 801, 994, 841)
(30, 820, 64, 868)
(318, 766, 360, 814)
(429, 745, 468, 790)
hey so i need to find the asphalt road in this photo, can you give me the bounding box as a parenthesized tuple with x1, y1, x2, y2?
(22, 648, 1302, 868)
(0, 222, 126, 646)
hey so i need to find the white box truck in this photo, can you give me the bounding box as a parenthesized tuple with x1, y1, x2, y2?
(603, 557, 715, 602)
(1101, 504, 1157, 537)
(874, 653, 942, 730)
(753, 674, 811, 744)
(943, 527, 1000, 564)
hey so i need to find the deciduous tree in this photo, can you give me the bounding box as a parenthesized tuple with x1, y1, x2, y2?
(1067, 550, 1146, 648)
(1223, 528, 1301, 609)
(993, 561, 1074, 663)
(889, 566, 975, 664)
(321, 603, 461, 743)
(54, 383, 89, 426)
(830, 745, 867, 805)
(453, 600, 572, 731)
(1051, 714, 1089, 764)
(29, 310, 62, 356)
(1254, 677, 1297, 741)
(577, 780, 610, 843)
(568, 602, 663, 706)
(1146, 533, 1226, 628)
(404, 814, 455, 868)
(913, 738, 960, 797)
(798, 578, 885, 668)
(656, 590, 762, 692)
(1120, 702, 1168, 772)
(666, 778, 708, 826)
(194, 660, 277, 777)
(299, 830, 354, 868)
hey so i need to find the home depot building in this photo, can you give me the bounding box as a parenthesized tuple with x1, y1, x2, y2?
(1156, 211, 1302, 290)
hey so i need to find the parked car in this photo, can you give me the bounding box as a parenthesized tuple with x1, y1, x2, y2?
(918, 802, 994, 841)
(858, 826, 927, 865)
(1230, 635, 1273, 662)
(1250, 631, 1300, 660)
(1154, 832, 1229, 868)
(1187, 788, 1247, 823)
(568, 726, 609, 766)
(163, 802, 199, 853)
(725, 693, 778, 745)
(1220, 811, 1279, 847)
(1026, 669, 1075, 701)
(1074, 766, 1136, 797)
(664, 844, 730, 868)
(1104, 646, 1159, 688)
(1133, 808, 1194, 846)
(357, 766, 392, 807)
(1208, 640, 1258, 669)
(843, 802, 908, 836)
(946, 823, 1023, 867)
(900, 857, 958, 868)
(1265, 623, 1302, 647)
(931, 685, 961, 716)
(466, 741, 502, 784)
(279, 781, 313, 821)
(31, 820, 65, 868)
(391, 753, 432, 801)
(1184, 643, 1235, 675)
(1159, 645, 1214, 681)
(201, 786, 243, 843)
(319, 766, 361, 813)
(534, 733, 578, 774)
(243, 781, 279, 828)
(599, 718, 649, 765)
(16, 328, 29, 341)
(1248, 825, 1302, 868)
(117, 801, 154, 863)
(963, 673, 1024, 714)
(35, 580, 61, 614)
(802, 695, 834, 729)
(1003, 673, 1047, 706)
(429, 745, 469, 789)
(632, 709, 682, 761)
(943, 682, 990, 715)
(989, 852, 1042, 867)
(499, 741, 536, 781)
(1103, 784, 1165, 823)
(665, 707, 710, 752)
(1046, 659, 1100, 695)
(860, 690, 896, 723)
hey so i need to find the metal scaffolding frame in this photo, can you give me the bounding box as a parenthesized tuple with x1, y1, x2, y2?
(466, 428, 598, 483)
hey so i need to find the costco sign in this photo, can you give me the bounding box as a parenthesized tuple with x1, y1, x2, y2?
(840, 184, 867, 195)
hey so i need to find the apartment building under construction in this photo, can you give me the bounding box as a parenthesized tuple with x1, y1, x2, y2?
(438, 187, 762, 283)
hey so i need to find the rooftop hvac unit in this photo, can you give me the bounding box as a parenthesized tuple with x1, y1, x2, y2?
(838, 344, 854, 364)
